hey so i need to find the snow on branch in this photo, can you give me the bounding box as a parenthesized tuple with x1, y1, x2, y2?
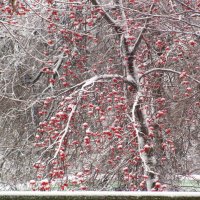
(51, 73, 138, 161)
(139, 68, 200, 84)
(58, 74, 137, 97)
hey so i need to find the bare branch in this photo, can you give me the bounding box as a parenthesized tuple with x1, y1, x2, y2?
(139, 68, 200, 84)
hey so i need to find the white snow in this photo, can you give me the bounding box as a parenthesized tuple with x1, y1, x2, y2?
(82, 76, 98, 88)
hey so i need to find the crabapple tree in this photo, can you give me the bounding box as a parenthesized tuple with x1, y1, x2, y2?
(0, 0, 200, 191)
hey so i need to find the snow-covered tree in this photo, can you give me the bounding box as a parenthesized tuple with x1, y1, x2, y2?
(0, 0, 200, 191)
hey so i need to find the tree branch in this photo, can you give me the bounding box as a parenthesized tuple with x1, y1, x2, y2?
(139, 68, 200, 84)
(126, 3, 155, 75)
(90, 0, 122, 33)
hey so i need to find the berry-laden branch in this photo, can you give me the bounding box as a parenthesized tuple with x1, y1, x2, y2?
(49, 73, 138, 163)
(56, 74, 138, 98)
